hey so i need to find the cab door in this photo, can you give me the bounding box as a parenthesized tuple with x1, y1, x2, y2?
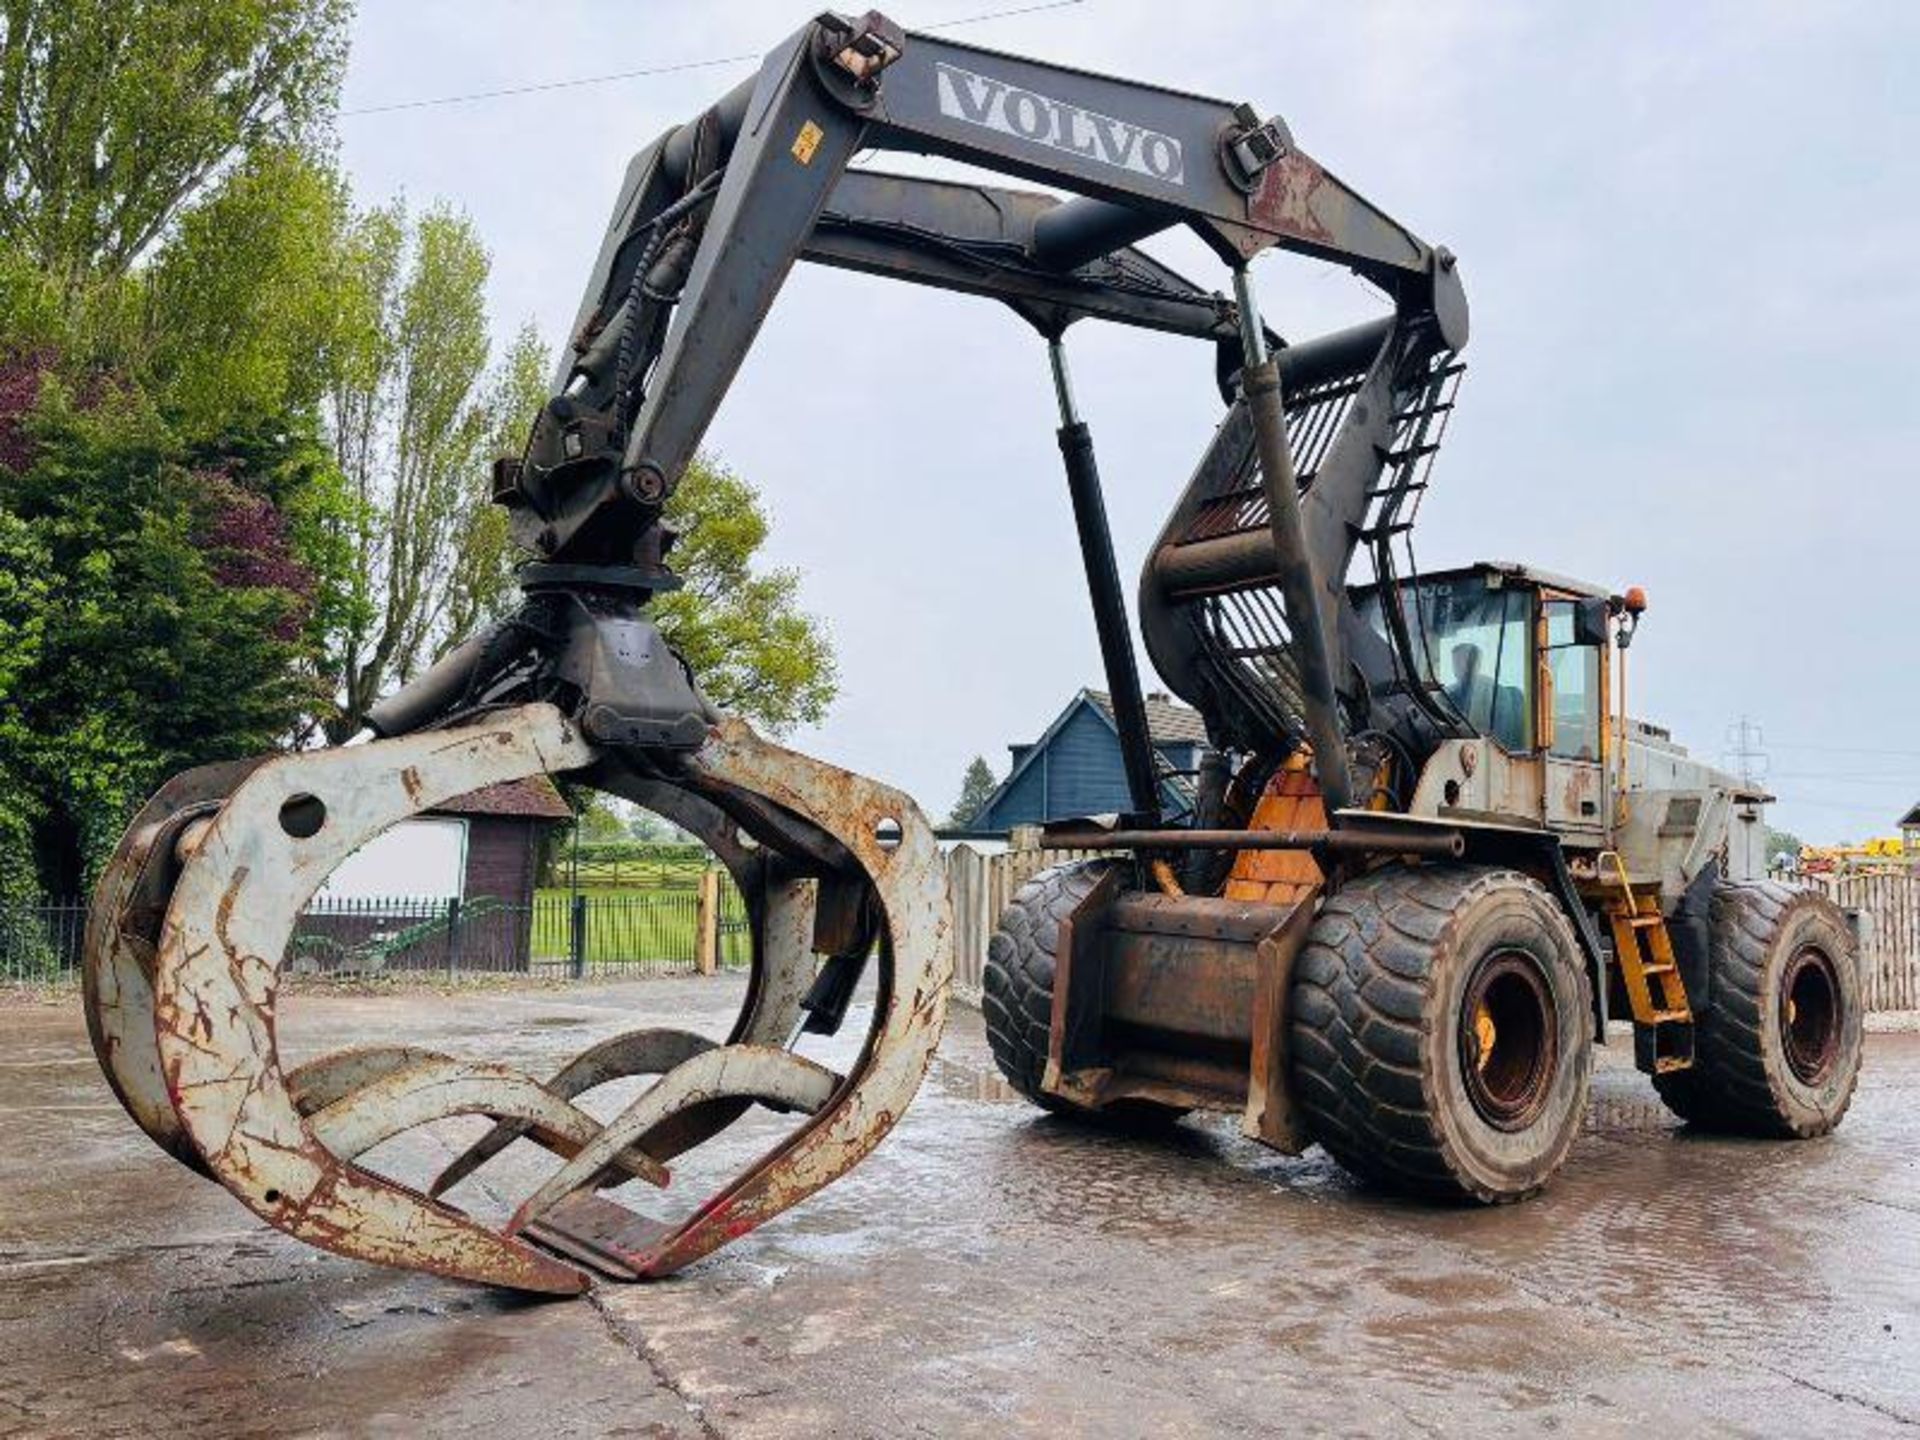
(1539, 595, 1608, 838)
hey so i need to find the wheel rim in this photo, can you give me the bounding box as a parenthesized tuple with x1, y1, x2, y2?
(1780, 945, 1842, 1086)
(1459, 950, 1559, 1131)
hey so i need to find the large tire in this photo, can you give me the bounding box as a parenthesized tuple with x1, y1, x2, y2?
(1290, 864, 1593, 1204)
(982, 861, 1180, 1124)
(1653, 880, 1861, 1137)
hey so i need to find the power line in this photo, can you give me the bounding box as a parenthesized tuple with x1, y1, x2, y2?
(340, 0, 1089, 118)
(1766, 770, 1920, 786)
(1765, 740, 1920, 760)
(1769, 793, 1911, 817)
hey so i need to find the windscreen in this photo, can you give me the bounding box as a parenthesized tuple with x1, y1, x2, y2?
(1361, 574, 1533, 752)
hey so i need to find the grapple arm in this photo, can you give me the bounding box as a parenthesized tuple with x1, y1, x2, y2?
(502, 9, 1465, 572)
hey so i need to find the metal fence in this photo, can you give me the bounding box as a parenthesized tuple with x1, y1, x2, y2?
(2, 877, 753, 985)
(16, 860, 1918, 1008)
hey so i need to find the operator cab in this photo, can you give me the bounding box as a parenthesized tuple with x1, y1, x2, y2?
(1353, 562, 1622, 810)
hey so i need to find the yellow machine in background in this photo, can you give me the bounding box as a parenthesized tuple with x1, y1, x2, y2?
(1798, 836, 1912, 875)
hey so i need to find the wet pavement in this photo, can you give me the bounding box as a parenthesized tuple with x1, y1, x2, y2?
(3, 976, 1917, 1437)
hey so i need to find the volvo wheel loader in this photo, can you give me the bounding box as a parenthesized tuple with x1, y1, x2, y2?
(84, 10, 1861, 1293)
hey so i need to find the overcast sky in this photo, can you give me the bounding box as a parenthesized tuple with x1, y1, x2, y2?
(337, 0, 1917, 843)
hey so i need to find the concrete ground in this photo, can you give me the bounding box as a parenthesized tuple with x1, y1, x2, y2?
(3, 976, 1917, 1438)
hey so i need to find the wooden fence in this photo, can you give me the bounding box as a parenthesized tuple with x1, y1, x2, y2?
(942, 844, 1920, 1014)
(945, 831, 1100, 1004)
(1811, 869, 1920, 1012)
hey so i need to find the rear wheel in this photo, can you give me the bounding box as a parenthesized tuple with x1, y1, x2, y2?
(1653, 881, 1861, 1137)
(1289, 864, 1593, 1203)
(982, 861, 1181, 1125)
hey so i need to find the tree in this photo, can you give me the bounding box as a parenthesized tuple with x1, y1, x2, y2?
(1766, 827, 1804, 864)
(0, 371, 320, 891)
(318, 202, 503, 742)
(627, 809, 689, 843)
(652, 455, 837, 734)
(948, 756, 999, 827)
(443, 323, 546, 647)
(576, 797, 628, 843)
(0, 504, 48, 922)
(145, 145, 357, 439)
(0, 1, 350, 291)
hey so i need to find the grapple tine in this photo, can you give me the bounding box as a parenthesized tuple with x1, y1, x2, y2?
(149, 704, 601, 1294)
(89, 700, 953, 1293)
(83, 757, 267, 1176)
(511, 721, 953, 1279)
(305, 1057, 670, 1187)
(428, 1028, 715, 1198)
(632, 720, 953, 1276)
(508, 1044, 840, 1232)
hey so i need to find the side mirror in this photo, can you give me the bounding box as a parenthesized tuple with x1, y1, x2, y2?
(1574, 596, 1609, 647)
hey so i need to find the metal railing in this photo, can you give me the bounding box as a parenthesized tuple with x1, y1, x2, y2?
(2, 880, 753, 985)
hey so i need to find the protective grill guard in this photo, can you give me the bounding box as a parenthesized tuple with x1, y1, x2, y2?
(83, 705, 952, 1293)
(1143, 318, 1463, 761)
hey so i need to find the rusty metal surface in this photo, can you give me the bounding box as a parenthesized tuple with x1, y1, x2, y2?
(1243, 893, 1318, 1152)
(306, 1056, 669, 1187)
(510, 1043, 840, 1244)
(82, 758, 265, 1177)
(626, 718, 954, 1276)
(1100, 914, 1265, 1044)
(1043, 825, 1464, 857)
(84, 702, 954, 1294)
(149, 705, 601, 1294)
(287, 1046, 444, 1113)
(429, 1027, 716, 1197)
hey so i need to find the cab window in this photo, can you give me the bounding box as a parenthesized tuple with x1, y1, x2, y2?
(1543, 600, 1602, 760)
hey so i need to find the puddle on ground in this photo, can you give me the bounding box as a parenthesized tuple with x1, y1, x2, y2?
(928, 1050, 1684, 1136)
(929, 1052, 1024, 1104)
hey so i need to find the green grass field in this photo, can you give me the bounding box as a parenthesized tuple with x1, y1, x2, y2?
(528, 881, 750, 971)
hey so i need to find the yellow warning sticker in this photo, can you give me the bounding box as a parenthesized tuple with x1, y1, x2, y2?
(792, 120, 824, 165)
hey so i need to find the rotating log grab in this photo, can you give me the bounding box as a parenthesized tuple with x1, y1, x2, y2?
(86, 11, 1468, 1289)
(86, 705, 952, 1292)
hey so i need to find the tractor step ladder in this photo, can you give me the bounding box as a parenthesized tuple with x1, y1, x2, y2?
(1600, 851, 1695, 1075)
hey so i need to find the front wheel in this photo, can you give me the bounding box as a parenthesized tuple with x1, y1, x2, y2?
(1289, 864, 1593, 1204)
(982, 861, 1183, 1126)
(1653, 881, 1862, 1137)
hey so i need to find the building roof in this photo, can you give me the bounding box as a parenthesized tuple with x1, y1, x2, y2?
(959, 687, 1207, 833)
(433, 775, 572, 821)
(1902, 802, 1920, 828)
(1086, 689, 1210, 746)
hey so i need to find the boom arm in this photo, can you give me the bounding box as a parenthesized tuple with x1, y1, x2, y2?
(498, 9, 1465, 573)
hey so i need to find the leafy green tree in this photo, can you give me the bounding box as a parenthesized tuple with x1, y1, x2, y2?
(443, 323, 546, 646)
(318, 202, 500, 742)
(653, 455, 837, 734)
(628, 809, 689, 843)
(1766, 827, 1805, 864)
(577, 798, 629, 843)
(948, 756, 998, 826)
(0, 1, 350, 291)
(0, 374, 318, 890)
(0, 505, 49, 932)
(0, 0, 840, 902)
(146, 145, 357, 438)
